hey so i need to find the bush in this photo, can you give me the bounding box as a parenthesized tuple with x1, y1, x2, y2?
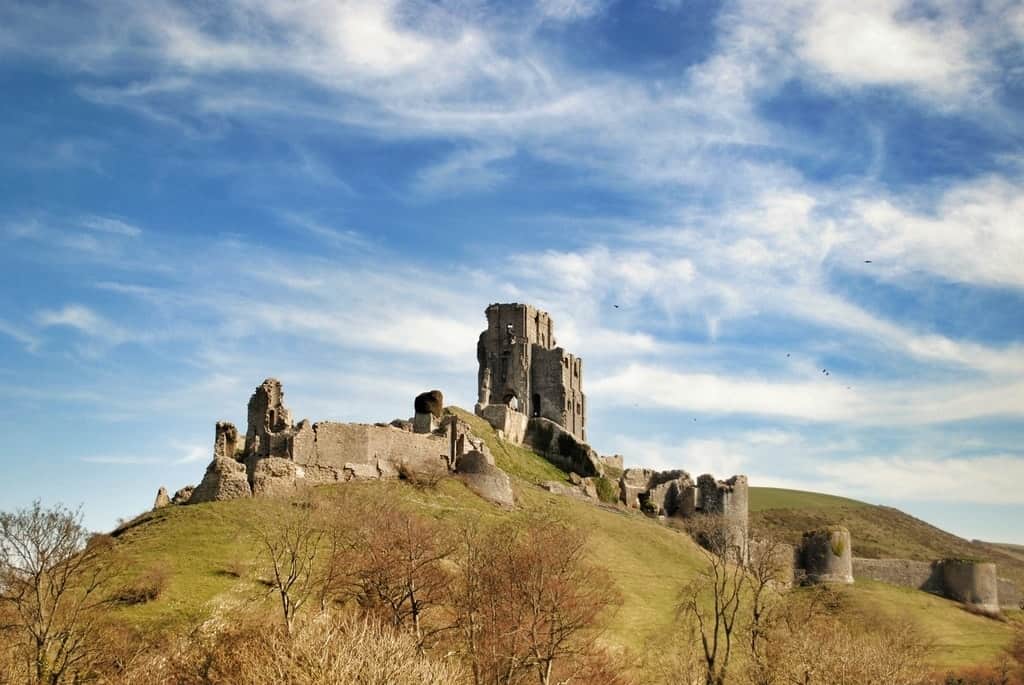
(594, 476, 618, 504)
(640, 497, 659, 515)
(116, 613, 466, 685)
(112, 566, 168, 605)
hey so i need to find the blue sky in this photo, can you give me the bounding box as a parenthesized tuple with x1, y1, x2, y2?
(1, 0, 1023, 542)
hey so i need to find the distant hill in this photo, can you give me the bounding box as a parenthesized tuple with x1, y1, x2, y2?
(750, 487, 1024, 589)
(108, 411, 1021, 672)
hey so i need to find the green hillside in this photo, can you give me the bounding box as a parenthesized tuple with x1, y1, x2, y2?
(750, 487, 1024, 589)
(106, 416, 1020, 673)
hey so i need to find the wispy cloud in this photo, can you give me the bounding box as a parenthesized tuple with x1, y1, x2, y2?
(80, 215, 142, 237)
(591, 363, 1024, 425)
(0, 318, 40, 353)
(36, 304, 133, 345)
(413, 144, 516, 196)
(279, 212, 369, 250)
(818, 454, 1024, 505)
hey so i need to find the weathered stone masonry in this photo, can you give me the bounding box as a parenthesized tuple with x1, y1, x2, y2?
(183, 378, 509, 506)
(476, 303, 586, 442)
(852, 556, 1014, 611)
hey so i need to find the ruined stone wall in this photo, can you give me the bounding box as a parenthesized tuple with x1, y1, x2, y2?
(692, 474, 750, 562)
(531, 347, 586, 440)
(999, 577, 1023, 610)
(530, 347, 567, 422)
(479, 404, 528, 443)
(852, 558, 944, 594)
(181, 380, 500, 506)
(601, 454, 624, 471)
(524, 417, 603, 477)
(302, 422, 451, 481)
(214, 422, 239, 460)
(853, 558, 1020, 609)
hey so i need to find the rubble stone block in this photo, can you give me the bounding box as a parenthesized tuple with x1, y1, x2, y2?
(414, 390, 444, 418)
(190, 458, 252, 504)
(153, 487, 171, 509)
(171, 485, 195, 505)
(251, 457, 303, 497)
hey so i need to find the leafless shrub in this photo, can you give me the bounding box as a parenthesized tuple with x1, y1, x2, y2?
(0, 500, 123, 684)
(751, 588, 933, 685)
(452, 517, 618, 685)
(745, 531, 795, 684)
(112, 565, 168, 605)
(335, 506, 456, 649)
(249, 495, 328, 635)
(678, 514, 746, 685)
(112, 611, 465, 685)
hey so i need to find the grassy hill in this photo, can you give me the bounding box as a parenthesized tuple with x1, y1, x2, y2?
(107, 415, 1021, 673)
(750, 487, 1024, 589)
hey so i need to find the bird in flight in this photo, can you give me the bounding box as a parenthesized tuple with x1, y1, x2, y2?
(864, 260, 872, 263)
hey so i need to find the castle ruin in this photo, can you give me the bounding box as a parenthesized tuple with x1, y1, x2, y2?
(158, 301, 1018, 613)
(475, 303, 586, 441)
(185, 379, 511, 507)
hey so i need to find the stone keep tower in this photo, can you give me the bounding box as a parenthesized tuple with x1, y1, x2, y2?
(476, 303, 586, 442)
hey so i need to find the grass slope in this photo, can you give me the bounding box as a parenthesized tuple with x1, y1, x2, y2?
(107, 415, 1019, 671)
(750, 488, 1024, 590)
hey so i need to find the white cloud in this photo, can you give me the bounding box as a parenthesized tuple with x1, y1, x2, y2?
(35, 303, 145, 350)
(80, 215, 142, 237)
(606, 434, 749, 477)
(590, 363, 1024, 425)
(818, 455, 1024, 505)
(412, 144, 515, 196)
(797, 1, 975, 97)
(850, 176, 1024, 290)
(536, 0, 605, 21)
(279, 212, 368, 250)
(37, 305, 117, 338)
(0, 318, 40, 353)
(174, 444, 208, 463)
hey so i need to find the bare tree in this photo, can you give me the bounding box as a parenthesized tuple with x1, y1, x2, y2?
(342, 507, 455, 649)
(0, 500, 121, 684)
(250, 497, 326, 636)
(745, 532, 793, 684)
(453, 517, 616, 685)
(679, 514, 745, 685)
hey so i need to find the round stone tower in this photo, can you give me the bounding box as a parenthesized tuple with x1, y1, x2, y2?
(940, 560, 999, 614)
(801, 527, 853, 584)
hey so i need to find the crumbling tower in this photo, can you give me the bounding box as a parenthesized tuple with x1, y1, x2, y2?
(244, 378, 295, 460)
(475, 303, 586, 441)
(800, 527, 854, 584)
(691, 474, 750, 563)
